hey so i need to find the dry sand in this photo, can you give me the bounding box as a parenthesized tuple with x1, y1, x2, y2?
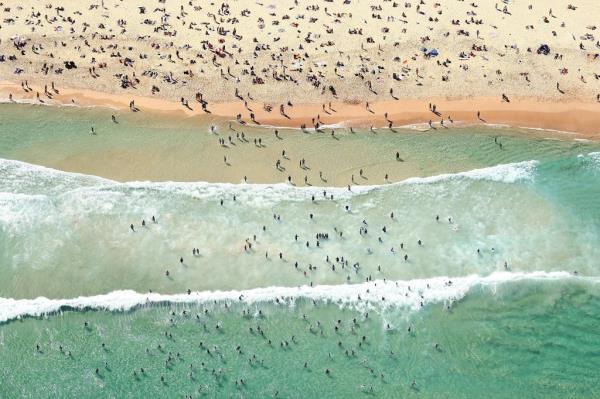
(0, 0, 599, 119)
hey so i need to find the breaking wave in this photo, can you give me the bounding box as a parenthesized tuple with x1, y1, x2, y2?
(2, 271, 595, 323)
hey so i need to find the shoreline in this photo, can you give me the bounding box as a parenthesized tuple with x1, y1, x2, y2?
(1, 80, 600, 140)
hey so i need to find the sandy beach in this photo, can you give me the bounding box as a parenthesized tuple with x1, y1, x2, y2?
(1, 0, 599, 137)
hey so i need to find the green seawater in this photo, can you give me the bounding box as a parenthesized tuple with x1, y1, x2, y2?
(1, 280, 600, 398)
(1, 104, 600, 397)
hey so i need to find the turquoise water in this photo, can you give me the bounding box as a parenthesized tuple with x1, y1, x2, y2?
(2, 279, 600, 398)
(1, 104, 600, 397)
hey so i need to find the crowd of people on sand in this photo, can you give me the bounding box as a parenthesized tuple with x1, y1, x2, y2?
(1, 0, 599, 121)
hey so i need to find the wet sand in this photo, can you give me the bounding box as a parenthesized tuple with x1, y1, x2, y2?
(2, 80, 600, 140)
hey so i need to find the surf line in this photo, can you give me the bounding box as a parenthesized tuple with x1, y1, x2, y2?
(2, 271, 595, 323)
(0, 156, 539, 197)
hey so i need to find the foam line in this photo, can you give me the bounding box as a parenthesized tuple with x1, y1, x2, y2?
(0, 157, 539, 201)
(2, 271, 594, 323)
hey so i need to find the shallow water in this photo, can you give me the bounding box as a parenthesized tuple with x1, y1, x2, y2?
(1, 104, 600, 397)
(0, 103, 596, 184)
(0, 151, 599, 299)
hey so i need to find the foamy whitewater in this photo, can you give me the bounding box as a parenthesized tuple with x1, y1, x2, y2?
(0, 156, 538, 201)
(0, 271, 593, 323)
(2, 152, 600, 301)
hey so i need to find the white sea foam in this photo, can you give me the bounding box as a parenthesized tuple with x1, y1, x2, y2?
(576, 151, 600, 170)
(0, 157, 539, 215)
(1, 271, 593, 323)
(249, 121, 348, 131)
(112, 161, 538, 205)
(396, 160, 537, 185)
(0, 157, 538, 204)
(0, 157, 111, 195)
(0, 192, 52, 225)
(586, 151, 600, 165)
(396, 123, 430, 131)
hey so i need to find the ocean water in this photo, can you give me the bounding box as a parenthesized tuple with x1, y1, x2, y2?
(2, 279, 600, 398)
(1, 105, 600, 397)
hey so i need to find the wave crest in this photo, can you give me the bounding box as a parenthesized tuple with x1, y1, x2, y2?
(0, 157, 538, 203)
(1, 271, 592, 323)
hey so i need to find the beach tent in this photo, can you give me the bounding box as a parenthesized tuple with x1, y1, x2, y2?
(421, 48, 439, 58)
